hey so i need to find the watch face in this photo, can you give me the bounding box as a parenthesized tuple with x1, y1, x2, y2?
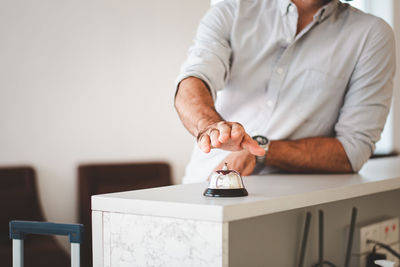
(252, 135, 268, 146)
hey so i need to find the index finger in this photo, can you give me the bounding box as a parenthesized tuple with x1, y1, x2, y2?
(241, 134, 265, 156)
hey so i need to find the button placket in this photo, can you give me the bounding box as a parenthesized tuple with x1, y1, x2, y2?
(286, 2, 298, 45)
(267, 64, 286, 111)
(261, 45, 295, 133)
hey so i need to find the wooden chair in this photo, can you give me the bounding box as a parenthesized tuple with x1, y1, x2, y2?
(78, 162, 172, 267)
(0, 166, 69, 267)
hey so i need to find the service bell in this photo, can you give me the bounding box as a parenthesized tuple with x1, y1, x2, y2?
(203, 163, 248, 197)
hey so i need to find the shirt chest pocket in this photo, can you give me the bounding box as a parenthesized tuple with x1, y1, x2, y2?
(303, 69, 347, 96)
(295, 68, 348, 124)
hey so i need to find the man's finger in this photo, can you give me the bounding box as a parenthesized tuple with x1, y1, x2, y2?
(241, 134, 265, 156)
(231, 123, 245, 139)
(218, 123, 231, 143)
(209, 129, 221, 148)
(199, 134, 211, 153)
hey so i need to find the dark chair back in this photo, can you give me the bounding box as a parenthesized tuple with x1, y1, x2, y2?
(78, 161, 172, 267)
(0, 167, 42, 240)
(0, 166, 69, 267)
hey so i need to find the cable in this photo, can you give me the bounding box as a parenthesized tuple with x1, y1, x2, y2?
(298, 212, 311, 267)
(344, 207, 358, 267)
(311, 210, 337, 267)
(367, 239, 400, 259)
(319, 210, 324, 264)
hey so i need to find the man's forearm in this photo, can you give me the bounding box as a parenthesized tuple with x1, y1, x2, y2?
(174, 77, 222, 137)
(266, 137, 353, 173)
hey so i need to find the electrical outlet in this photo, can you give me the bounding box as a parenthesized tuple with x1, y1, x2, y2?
(380, 218, 399, 245)
(360, 223, 381, 253)
(351, 217, 400, 267)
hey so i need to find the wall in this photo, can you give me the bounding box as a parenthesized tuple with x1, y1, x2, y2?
(0, 0, 209, 250)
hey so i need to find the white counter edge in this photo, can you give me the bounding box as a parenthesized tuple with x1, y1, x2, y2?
(223, 177, 400, 222)
(92, 176, 400, 222)
(92, 197, 226, 221)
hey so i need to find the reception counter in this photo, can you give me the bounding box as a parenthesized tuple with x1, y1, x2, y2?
(92, 157, 400, 266)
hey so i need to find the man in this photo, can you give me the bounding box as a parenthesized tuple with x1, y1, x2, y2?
(174, 0, 396, 184)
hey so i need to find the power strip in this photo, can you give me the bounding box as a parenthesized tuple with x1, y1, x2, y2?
(350, 217, 399, 267)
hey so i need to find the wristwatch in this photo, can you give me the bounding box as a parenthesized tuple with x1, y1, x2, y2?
(252, 135, 270, 164)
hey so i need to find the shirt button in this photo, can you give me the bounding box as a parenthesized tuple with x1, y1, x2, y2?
(267, 100, 273, 108)
(276, 68, 283, 75)
(286, 37, 292, 43)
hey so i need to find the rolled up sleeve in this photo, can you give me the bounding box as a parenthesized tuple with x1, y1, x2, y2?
(175, 0, 236, 101)
(335, 18, 396, 172)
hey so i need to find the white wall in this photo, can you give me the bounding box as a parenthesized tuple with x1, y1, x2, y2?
(0, 0, 209, 249)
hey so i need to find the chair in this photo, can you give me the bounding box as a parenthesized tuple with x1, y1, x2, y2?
(0, 166, 70, 267)
(78, 161, 172, 267)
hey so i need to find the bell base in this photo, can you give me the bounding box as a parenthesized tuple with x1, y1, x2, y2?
(203, 188, 248, 197)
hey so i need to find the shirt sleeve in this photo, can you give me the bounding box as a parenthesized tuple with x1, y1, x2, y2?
(175, 0, 236, 101)
(335, 18, 396, 172)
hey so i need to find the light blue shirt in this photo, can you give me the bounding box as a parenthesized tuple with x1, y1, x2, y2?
(176, 0, 396, 183)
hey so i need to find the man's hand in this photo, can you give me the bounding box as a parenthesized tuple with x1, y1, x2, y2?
(197, 121, 265, 156)
(174, 77, 264, 156)
(214, 150, 256, 176)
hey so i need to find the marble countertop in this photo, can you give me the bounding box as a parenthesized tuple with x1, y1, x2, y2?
(92, 157, 400, 222)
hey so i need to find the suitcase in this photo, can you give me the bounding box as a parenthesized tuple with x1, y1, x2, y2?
(9, 220, 84, 267)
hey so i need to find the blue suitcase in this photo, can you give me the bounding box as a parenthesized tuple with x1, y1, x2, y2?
(9, 220, 84, 267)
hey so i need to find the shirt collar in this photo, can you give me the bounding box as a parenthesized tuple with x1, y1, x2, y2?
(278, 0, 293, 15)
(314, 0, 339, 22)
(279, 0, 339, 22)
